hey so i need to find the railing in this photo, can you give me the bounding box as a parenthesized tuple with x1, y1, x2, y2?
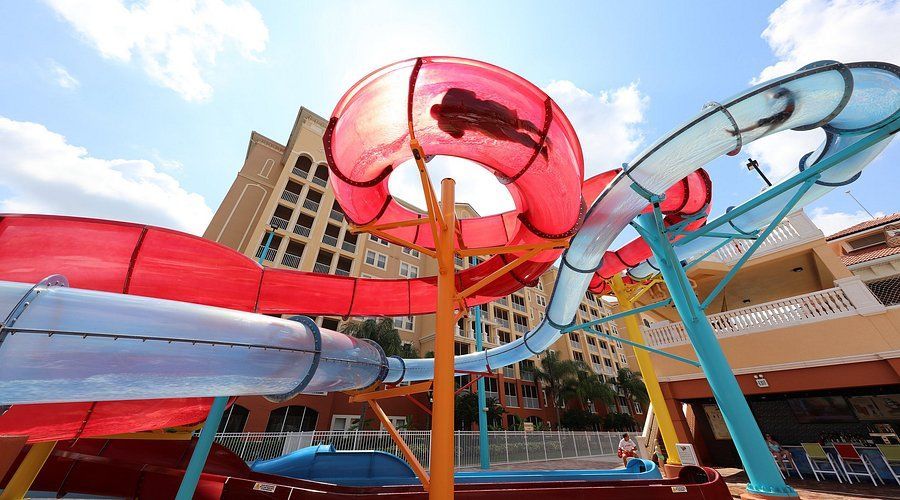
(280, 190, 300, 204)
(497, 298, 508, 306)
(269, 216, 289, 230)
(302, 199, 320, 212)
(322, 234, 338, 247)
(341, 241, 356, 253)
(520, 371, 535, 382)
(512, 302, 526, 312)
(502, 366, 516, 378)
(643, 286, 857, 348)
(313, 262, 331, 274)
(214, 430, 621, 467)
(514, 323, 527, 334)
(281, 253, 301, 269)
(504, 394, 519, 407)
(593, 363, 603, 373)
(711, 212, 823, 264)
(312, 176, 328, 187)
(496, 318, 510, 329)
(523, 397, 540, 409)
(292, 225, 311, 237)
(330, 209, 344, 222)
(334, 268, 351, 276)
(255, 245, 276, 262)
(292, 166, 309, 178)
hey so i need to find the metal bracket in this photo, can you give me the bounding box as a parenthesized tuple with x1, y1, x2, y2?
(0, 274, 68, 350)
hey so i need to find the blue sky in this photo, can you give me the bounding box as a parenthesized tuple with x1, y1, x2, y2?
(0, 0, 897, 236)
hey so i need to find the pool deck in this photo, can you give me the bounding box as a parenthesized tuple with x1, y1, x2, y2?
(458, 456, 900, 499)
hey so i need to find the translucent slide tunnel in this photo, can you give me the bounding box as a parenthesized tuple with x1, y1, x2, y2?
(0, 58, 897, 442)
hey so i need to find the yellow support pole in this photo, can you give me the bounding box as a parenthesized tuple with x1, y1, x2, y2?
(609, 275, 682, 465)
(0, 441, 55, 500)
(430, 178, 456, 500)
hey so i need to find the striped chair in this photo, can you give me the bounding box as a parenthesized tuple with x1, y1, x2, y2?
(876, 444, 900, 486)
(833, 443, 878, 485)
(801, 443, 842, 483)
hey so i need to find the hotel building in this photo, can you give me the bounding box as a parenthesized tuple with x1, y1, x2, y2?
(203, 107, 641, 434)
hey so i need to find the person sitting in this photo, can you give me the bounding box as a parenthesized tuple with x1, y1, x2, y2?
(766, 433, 791, 461)
(617, 432, 638, 466)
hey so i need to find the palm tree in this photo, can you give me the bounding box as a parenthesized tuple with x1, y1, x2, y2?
(615, 368, 649, 413)
(340, 318, 419, 358)
(564, 362, 617, 415)
(532, 350, 579, 424)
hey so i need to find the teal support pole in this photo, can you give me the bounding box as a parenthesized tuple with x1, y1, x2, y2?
(474, 305, 490, 469)
(177, 225, 278, 499)
(175, 395, 229, 500)
(633, 210, 797, 497)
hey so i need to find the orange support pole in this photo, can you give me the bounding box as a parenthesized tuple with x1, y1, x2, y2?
(366, 400, 431, 491)
(430, 178, 456, 500)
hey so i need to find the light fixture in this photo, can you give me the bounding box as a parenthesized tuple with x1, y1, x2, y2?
(742, 299, 751, 304)
(792, 267, 804, 273)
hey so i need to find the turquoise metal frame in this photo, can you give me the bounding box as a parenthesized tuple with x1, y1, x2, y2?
(474, 304, 490, 469)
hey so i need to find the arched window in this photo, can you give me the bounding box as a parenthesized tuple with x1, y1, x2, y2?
(265, 405, 318, 432)
(293, 156, 312, 177)
(218, 404, 250, 433)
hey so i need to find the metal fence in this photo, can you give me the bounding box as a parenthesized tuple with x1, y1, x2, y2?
(214, 430, 621, 468)
(868, 276, 900, 306)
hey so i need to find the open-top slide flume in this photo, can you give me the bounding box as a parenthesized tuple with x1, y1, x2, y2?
(0, 58, 897, 445)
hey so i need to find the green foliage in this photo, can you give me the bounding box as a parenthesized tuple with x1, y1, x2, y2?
(562, 361, 617, 408)
(615, 368, 649, 406)
(531, 350, 580, 423)
(455, 392, 504, 430)
(560, 408, 602, 431)
(603, 412, 638, 431)
(340, 318, 418, 358)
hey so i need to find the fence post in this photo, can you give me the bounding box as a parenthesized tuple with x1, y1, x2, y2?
(524, 432, 529, 462)
(572, 430, 578, 456)
(238, 433, 250, 461)
(558, 431, 564, 458)
(585, 432, 591, 456)
(542, 432, 547, 460)
(504, 431, 510, 464)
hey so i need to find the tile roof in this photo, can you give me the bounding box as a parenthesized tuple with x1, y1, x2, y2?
(826, 213, 900, 241)
(841, 243, 900, 266)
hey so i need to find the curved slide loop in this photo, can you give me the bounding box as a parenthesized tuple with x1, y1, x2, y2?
(0, 59, 897, 442)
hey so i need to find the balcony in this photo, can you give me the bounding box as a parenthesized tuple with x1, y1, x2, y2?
(504, 394, 518, 407)
(313, 262, 331, 274)
(292, 225, 311, 238)
(514, 323, 527, 334)
(255, 245, 276, 262)
(281, 190, 300, 204)
(329, 209, 344, 222)
(496, 318, 510, 329)
(497, 297, 508, 306)
(322, 234, 338, 247)
(642, 279, 883, 348)
(710, 211, 823, 265)
(522, 396, 540, 409)
(312, 176, 328, 187)
(520, 370, 535, 382)
(281, 253, 301, 269)
(302, 199, 320, 212)
(269, 216, 289, 230)
(291, 166, 309, 178)
(342, 241, 357, 253)
(512, 302, 526, 312)
(335, 268, 351, 276)
(502, 366, 516, 378)
(593, 363, 603, 373)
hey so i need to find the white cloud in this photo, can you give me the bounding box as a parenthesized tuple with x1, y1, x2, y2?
(48, 60, 79, 89)
(809, 206, 884, 235)
(0, 116, 213, 234)
(45, 0, 268, 102)
(543, 80, 648, 176)
(748, 0, 900, 177)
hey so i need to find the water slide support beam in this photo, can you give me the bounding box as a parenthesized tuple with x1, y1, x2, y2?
(610, 274, 685, 465)
(0, 441, 55, 500)
(633, 207, 797, 497)
(474, 304, 490, 469)
(431, 178, 457, 500)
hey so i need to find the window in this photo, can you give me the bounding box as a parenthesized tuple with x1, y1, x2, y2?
(369, 234, 390, 247)
(535, 295, 546, 307)
(321, 317, 340, 330)
(573, 351, 584, 362)
(218, 404, 249, 433)
(522, 384, 540, 409)
(266, 406, 318, 432)
(504, 382, 518, 407)
(402, 247, 420, 258)
(603, 358, 613, 367)
(498, 330, 511, 344)
(331, 414, 360, 431)
(399, 261, 419, 278)
(364, 250, 387, 270)
(587, 336, 597, 346)
(632, 401, 643, 414)
(537, 281, 544, 291)
(579, 303, 588, 314)
(591, 354, 601, 364)
(620, 354, 628, 364)
(393, 316, 414, 331)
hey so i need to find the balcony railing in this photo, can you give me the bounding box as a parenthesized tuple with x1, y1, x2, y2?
(335, 268, 351, 276)
(593, 363, 603, 373)
(497, 297, 508, 306)
(502, 366, 516, 378)
(523, 396, 540, 409)
(342, 241, 357, 253)
(514, 323, 528, 334)
(269, 216, 289, 230)
(504, 394, 518, 407)
(255, 245, 276, 262)
(281, 190, 300, 204)
(496, 318, 510, 329)
(312, 176, 328, 187)
(313, 262, 331, 274)
(292, 166, 309, 178)
(302, 199, 320, 212)
(322, 234, 338, 247)
(512, 302, 526, 312)
(643, 286, 859, 348)
(281, 253, 301, 269)
(520, 371, 535, 382)
(292, 225, 311, 238)
(330, 209, 344, 222)
(711, 211, 823, 265)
